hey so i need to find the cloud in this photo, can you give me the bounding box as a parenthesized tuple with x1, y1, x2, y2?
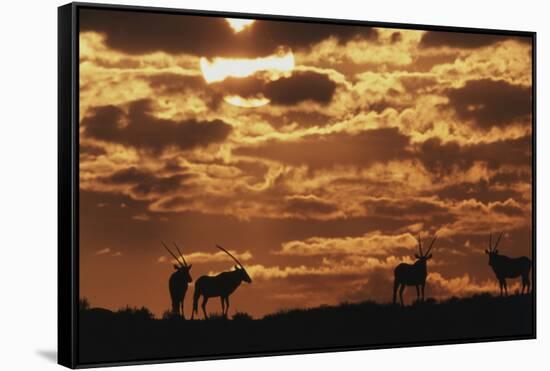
(95, 247, 123, 257)
(80, 9, 235, 57)
(159, 250, 252, 265)
(436, 198, 530, 238)
(435, 179, 525, 204)
(363, 197, 448, 220)
(235, 127, 411, 169)
(427, 272, 501, 297)
(246, 255, 402, 280)
(489, 199, 524, 217)
(420, 31, 531, 49)
(102, 166, 194, 199)
(446, 79, 532, 129)
(144, 73, 206, 95)
(212, 71, 338, 106)
(276, 231, 418, 257)
(264, 71, 337, 105)
(418, 135, 532, 175)
(131, 213, 151, 221)
(81, 9, 377, 58)
(80, 143, 106, 158)
(283, 195, 339, 218)
(240, 19, 377, 57)
(96, 248, 111, 255)
(81, 99, 232, 153)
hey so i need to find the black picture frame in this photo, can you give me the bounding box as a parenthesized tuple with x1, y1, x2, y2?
(58, 2, 536, 368)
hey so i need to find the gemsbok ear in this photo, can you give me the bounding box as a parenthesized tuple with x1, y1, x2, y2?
(173, 264, 179, 270)
(414, 254, 420, 259)
(494, 249, 499, 254)
(187, 264, 192, 270)
(234, 265, 239, 270)
(427, 253, 432, 259)
(485, 249, 490, 254)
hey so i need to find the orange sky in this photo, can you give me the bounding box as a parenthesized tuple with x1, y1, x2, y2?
(78, 8, 533, 318)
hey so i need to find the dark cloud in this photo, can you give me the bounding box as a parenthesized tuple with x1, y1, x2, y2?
(284, 196, 338, 217)
(213, 71, 338, 106)
(82, 99, 232, 153)
(364, 198, 448, 219)
(390, 32, 402, 44)
(80, 9, 377, 58)
(490, 169, 532, 185)
(233, 160, 269, 181)
(264, 72, 337, 105)
(80, 143, 106, 157)
(435, 180, 524, 204)
(420, 31, 531, 49)
(235, 127, 411, 169)
(398, 75, 439, 93)
(367, 99, 412, 114)
(257, 110, 333, 128)
(153, 196, 195, 211)
(237, 19, 377, 57)
(102, 166, 194, 198)
(418, 135, 532, 175)
(490, 202, 524, 217)
(80, 9, 235, 57)
(403, 53, 459, 73)
(446, 79, 532, 129)
(145, 73, 206, 95)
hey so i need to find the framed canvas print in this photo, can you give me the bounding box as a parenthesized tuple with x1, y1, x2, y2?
(58, 2, 536, 368)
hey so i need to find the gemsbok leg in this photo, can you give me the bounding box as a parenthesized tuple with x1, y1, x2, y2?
(201, 297, 209, 319)
(415, 285, 420, 302)
(399, 284, 405, 306)
(225, 296, 230, 316)
(522, 274, 530, 294)
(220, 297, 225, 316)
(421, 284, 425, 301)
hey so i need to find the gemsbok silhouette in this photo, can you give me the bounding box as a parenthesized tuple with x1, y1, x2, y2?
(485, 232, 531, 296)
(393, 233, 437, 306)
(191, 245, 252, 320)
(161, 241, 193, 319)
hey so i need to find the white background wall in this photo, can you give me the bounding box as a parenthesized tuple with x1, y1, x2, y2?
(0, 0, 546, 369)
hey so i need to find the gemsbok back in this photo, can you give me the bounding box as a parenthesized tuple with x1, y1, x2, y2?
(161, 241, 193, 319)
(485, 232, 531, 296)
(191, 245, 252, 320)
(393, 233, 437, 306)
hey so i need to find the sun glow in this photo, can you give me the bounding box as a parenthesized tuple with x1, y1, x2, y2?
(224, 95, 270, 108)
(225, 18, 255, 33)
(199, 51, 295, 83)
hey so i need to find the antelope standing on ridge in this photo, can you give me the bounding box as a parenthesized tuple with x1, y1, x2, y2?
(393, 234, 437, 306)
(162, 241, 193, 319)
(191, 245, 252, 320)
(485, 232, 531, 296)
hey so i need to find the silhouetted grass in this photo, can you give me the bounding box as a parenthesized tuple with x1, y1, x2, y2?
(79, 293, 533, 365)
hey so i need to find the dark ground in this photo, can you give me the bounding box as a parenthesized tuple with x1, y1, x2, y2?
(78, 294, 534, 366)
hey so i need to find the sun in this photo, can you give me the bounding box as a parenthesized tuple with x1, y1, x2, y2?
(199, 51, 295, 84)
(225, 18, 255, 33)
(199, 49, 295, 108)
(224, 95, 271, 108)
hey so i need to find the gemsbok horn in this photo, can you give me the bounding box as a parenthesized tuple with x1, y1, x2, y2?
(485, 232, 531, 296)
(191, 244, 252, 320)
